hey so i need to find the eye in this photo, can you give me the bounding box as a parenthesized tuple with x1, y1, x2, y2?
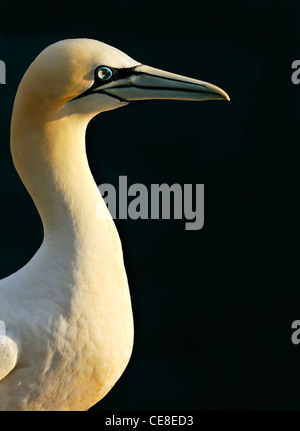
(96, 66, 113, 82)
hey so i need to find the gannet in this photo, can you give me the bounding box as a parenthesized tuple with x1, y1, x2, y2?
(0, 38, 229, 411)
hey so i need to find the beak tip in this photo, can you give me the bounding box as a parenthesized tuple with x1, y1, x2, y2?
(208, 84, 230, 102)
(219, 89, 230, 101)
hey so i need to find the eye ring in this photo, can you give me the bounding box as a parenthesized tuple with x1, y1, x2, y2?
(96, 66, 113, 82)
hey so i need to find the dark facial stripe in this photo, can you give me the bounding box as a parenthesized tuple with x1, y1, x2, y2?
(70, 66, 140, 102)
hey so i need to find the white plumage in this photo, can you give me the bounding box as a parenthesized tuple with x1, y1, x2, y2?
(0, 38, 229, 411)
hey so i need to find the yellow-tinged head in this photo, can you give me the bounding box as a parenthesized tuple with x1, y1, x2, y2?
(13, 38, 229, 121)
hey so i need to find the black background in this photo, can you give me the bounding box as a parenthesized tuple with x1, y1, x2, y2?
(0, 0, 300, 411)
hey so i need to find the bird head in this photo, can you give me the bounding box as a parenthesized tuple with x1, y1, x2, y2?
(15, 38, 229, 120)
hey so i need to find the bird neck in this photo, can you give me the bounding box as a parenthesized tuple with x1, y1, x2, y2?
(10, 105, 111, 253)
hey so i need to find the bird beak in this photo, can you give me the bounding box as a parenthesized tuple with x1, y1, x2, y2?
(96, 64, 230, 103)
